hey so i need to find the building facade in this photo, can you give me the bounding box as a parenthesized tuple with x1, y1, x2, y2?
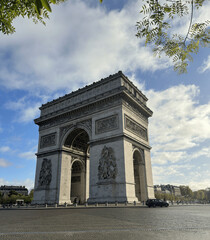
(154, 184, 181, 196)
(0, 185, 28, 197)
(33, 71, 154, 204)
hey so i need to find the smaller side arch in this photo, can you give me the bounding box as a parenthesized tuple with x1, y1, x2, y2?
(70, 159, 86, 204)
(132, 148, 147, 202)
(132, 148, 145, 164)
(71, 158, 86, 171)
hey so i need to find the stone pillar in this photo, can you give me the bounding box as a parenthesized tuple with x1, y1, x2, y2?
(57, 152, 72, 205)
(144, 149, 155, 199)
(139, 163, 147, 201)
(81, 169, 86, 204)
(123, 140, 138, 203)
(85, 158, 90, 202)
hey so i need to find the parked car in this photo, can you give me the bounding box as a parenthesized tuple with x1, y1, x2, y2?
(146, 199, 169, 208)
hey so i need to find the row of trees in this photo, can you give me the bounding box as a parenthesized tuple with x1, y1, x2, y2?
(0, 190, 34, 205)
(155, 185, 210, 202)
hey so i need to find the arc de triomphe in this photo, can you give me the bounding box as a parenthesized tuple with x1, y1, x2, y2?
(33, 71, 154, 204)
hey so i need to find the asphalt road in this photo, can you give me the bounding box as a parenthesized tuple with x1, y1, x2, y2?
(0, 205, 210, 240)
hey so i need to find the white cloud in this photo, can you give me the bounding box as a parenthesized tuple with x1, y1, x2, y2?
(147, 84, 210, 157)
(152, 164, 210, 190)
(19, 151, 36, 160)
(0, 146, 10, 152)
(0, 0, 171, 93)
(5, 97, 41, 123)
(198, 55, 210, 73)
(152, 151, 188, 165)
(190, 147, 210, 159)
(0, 178, 9, 185)
(0, 178, 34, 191)
(146, 84, 210, 189)
(0, 158, 12, 167)
(188, 179, 210, 191)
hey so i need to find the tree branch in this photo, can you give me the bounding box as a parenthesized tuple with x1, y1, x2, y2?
(183, 0, 194, 46)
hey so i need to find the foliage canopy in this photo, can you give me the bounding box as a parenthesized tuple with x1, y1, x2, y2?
(0, 0, 65, 34)
(136, 0, 210, 73)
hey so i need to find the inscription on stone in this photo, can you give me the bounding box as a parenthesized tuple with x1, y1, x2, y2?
(125, 115, 148, 141)
(95, 114, 118, 134)
(98, 146, 117, 181)
(40, 133, 56, 149)
(38, 158, 52, 187)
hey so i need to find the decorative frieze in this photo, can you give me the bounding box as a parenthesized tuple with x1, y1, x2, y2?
(95, 114, 119, 134)
(40, 133, 56, 149)
(122, 99, 148, 122)
(40, 77, 120, 117)
(125, 115, 148, 141)
(98, 146, 117, 182)
(38, 158, 52, 187)
(39, 96, 121, 130)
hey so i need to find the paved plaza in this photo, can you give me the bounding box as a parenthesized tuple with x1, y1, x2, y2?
(0, 205, 210, 240)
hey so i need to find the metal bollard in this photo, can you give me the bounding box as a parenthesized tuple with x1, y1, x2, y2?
(55, 203, 57, 208)
(125, 201, 128, 206)
(105, 202, 108, 207)
(134, 201, 136, 206)
(95, 203, 98, 207)
(85, 202, 88, 207)
(45, 204, 48, 208)
(74, 203, 77, 207)
(115, 201, 118, 207)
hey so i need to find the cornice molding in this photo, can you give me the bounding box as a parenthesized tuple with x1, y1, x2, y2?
(40, 71, 147, 110)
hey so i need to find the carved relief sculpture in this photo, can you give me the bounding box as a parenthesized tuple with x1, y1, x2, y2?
(40, 133, 56, 149)
(96, 114, 119, 134)
(38, 158, 52, 187)
(125, 115, 148, 141)
(98, 146, 117, 181)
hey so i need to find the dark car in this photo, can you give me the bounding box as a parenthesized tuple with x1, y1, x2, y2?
(146, 199, 169, 208)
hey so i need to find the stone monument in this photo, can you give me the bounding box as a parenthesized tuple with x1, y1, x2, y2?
(33, 71, 154, 204)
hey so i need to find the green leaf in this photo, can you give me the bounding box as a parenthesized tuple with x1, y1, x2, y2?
(41, 0, 52, 12)
(35, 0, 43, 15)
(49, 0, 56, 3)
(164, 7, 171, 13)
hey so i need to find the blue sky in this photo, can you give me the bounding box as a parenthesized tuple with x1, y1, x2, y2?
(0, 0, 210, 191)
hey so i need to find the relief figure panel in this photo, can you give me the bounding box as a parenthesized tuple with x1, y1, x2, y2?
(40, 133, 56, 149)
(95, 114, 119, 134)
(125, 114, 148, 141)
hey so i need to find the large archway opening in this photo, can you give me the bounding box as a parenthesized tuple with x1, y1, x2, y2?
(133, 150, 146, 202)
(64, 128, 90, 204)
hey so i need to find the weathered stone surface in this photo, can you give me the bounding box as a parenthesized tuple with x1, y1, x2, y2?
(33, 72, 154, 205)
(98, 146, 117, 181)
(95, 115, 119, 134)
(38, 158, 52, 187)
(40, 133, 56, 149)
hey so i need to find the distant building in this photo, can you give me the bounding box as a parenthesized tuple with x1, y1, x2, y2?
(154, 184, 181, 196)
(0, 185, 28, 197)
